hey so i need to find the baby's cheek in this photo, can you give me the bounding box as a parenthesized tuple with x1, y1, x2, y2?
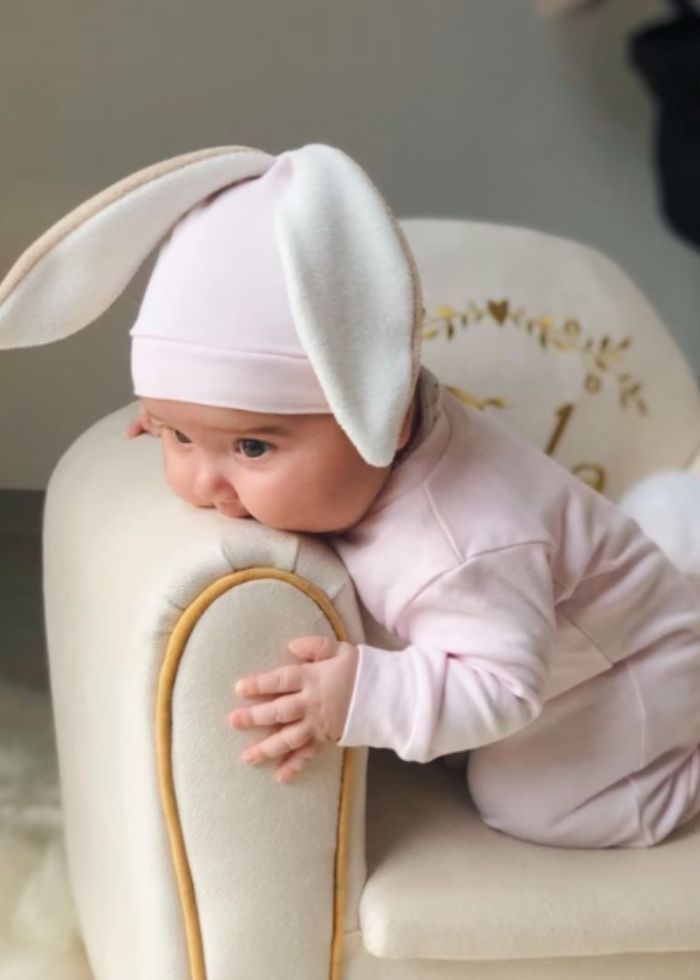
(163, 453, 199, 506)
(235, 473, 301, 527)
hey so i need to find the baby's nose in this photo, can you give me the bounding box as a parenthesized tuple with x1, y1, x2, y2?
(194, 462, 233, 502)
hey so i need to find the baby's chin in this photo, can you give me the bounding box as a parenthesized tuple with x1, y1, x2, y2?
(243, 510, 359, 535)
(255, 501, 374, 534)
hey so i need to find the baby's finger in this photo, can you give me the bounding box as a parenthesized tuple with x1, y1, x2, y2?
(240, 720, 312, 765)
(124, 419, 145, 439)
(229, 693, 305, 729)
(275, 740, 321, 783)
(235, 664, 303, 698)
(288, 635, 338, 661)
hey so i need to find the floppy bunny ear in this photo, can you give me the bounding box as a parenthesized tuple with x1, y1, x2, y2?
(0, 146, 274, 350)
(276, 144, 422, 467)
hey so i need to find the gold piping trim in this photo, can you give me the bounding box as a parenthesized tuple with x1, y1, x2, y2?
(156, 566, 355, 980)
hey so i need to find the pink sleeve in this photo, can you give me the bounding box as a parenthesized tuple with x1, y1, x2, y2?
(336, 542, 556, 763)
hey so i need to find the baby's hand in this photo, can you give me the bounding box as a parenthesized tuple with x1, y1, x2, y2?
(229, 636, 359, 783)
(124, 402, 159, 439)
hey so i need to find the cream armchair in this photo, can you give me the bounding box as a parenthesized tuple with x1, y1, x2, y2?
(43, 220, 700, 980)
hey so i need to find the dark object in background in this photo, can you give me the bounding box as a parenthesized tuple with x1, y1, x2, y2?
(629, 0, 700, 250)
(0, 491, 48, 690)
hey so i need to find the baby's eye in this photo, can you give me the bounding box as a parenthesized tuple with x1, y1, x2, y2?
(237, 438, 270, 459)
(173, 429, 192, 445)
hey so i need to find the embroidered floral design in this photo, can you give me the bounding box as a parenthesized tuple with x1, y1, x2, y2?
(423, 301, 647, 416)
(445, 387, 506, 412)
(421, 299, 654, 495)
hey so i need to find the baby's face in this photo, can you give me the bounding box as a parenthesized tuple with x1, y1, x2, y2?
(142, 397, 413, 534)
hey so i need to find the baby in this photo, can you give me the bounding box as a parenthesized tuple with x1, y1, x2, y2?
(125, 389, 415, 781)
(79, 144, 700, 848)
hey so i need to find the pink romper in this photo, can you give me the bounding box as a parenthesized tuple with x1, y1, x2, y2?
(328, 371, 700, 848)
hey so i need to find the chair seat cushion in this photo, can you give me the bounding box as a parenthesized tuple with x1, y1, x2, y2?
(360, 748, 700, 961)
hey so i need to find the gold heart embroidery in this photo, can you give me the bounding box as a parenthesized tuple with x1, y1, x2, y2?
(488, 299, 509, 324)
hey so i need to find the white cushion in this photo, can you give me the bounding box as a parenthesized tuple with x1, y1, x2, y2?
(361, 748, 700, 962)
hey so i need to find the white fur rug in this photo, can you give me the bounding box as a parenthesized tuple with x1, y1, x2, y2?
(0, 682, 92, 980)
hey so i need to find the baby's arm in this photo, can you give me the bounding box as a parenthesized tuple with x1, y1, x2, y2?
(337, 542, 556, 763)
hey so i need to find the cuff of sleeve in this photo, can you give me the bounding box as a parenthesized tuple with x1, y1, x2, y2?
(335, 643, 412, 753)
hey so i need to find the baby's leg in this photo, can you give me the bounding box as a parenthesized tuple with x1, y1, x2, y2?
(467, 654, 700, 849)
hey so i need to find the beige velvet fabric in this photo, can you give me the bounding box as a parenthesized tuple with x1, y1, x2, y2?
(43, 403, 367, 980)
(342, 932, 700, 980)
(361, 750, 700, 962)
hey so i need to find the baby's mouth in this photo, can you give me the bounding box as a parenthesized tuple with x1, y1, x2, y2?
(215, 501, 250, 518)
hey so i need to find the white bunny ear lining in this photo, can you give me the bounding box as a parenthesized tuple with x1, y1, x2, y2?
(0, 147, 240, 313)
(275, 143, 421, 466)
(0, 146, 275, 350)
(0, 142, 421, 468)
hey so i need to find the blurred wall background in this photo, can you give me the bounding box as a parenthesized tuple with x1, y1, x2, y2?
(1, 0, 698, 489)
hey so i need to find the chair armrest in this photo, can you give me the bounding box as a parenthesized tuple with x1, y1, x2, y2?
(43, 403, 367, 980)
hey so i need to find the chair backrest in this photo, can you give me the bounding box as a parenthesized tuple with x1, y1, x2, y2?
(400, 218, 700, 502)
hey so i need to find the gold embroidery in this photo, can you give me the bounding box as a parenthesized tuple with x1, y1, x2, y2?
(423, 301, 647, 416)
(545, 404, 607, 491)
(447, 389, 610, 492)
(545, 403, 575, 456)
(488, 299, 509, 324)
(446, 385, 506, 412)
(424, 301, 639, 493)
(572, 463, 606, 493)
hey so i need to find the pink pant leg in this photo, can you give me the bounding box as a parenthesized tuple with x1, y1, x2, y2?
(467, 652, 700, 849)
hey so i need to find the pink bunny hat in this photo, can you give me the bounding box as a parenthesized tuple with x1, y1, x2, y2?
(130, 153, 330, 415)
(0, 143, 423, 466)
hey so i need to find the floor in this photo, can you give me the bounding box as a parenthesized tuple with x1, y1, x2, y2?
(0, 678, 90, 979)
(0, 491, 91, 975)
(0, 490, 48, 691)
